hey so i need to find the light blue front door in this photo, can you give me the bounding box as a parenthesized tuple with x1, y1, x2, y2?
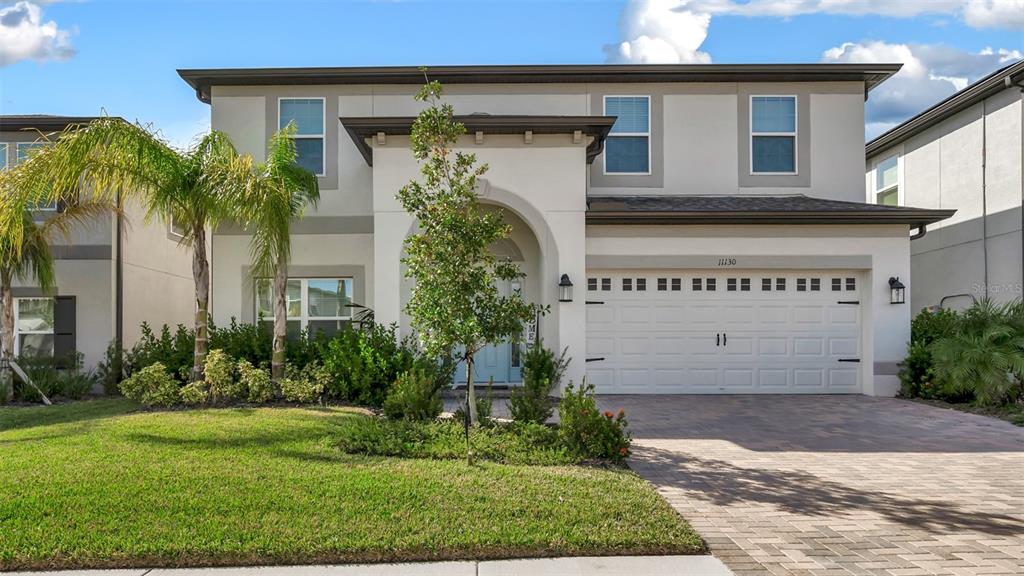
(452, 279, 526, 385)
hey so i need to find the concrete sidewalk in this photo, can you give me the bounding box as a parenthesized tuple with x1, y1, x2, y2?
(7, 556, 732, 576)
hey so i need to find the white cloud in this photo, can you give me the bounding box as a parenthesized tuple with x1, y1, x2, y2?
(688, 0, 1022, 29)
(605, 0, 712, 64)
(822, 40, 1022, 130)
(0, 1, 75, 66)
(964, 0, 1024, 29)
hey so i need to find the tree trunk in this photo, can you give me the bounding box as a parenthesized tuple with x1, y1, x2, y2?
(191, 224, 210, 383)
(271, 253, 287, 383)
(1, 275, 14, 403)
(465, 352, 478, 426)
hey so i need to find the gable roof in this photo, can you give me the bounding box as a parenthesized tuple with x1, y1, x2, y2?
(866, 59, 1024, 157)
(179, 63, 901, 104)
(586, 195, 955, 228)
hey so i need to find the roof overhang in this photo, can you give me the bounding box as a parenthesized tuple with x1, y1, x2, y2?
(867, 59, 1024, 157)
(340, 115, 616, 166)
(0, 115, 107, 133)
(586, 196, 956, 229)
(179, 64, 902, 104)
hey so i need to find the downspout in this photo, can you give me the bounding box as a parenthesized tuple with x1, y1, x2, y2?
(115, 189, 123, 355)
(910, 224, 928, 240)
(981, 98, 990, 300)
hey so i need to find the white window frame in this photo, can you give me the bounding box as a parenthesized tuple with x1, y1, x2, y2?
(256, 277, 353, 331)
(16, 142, 58, 211)
(14, 297, 55, 357)
(603, 95, 652, 176)
(277, 97, 326, 177)
(749, 95, 798, 176)
(872, 154, 903, 206)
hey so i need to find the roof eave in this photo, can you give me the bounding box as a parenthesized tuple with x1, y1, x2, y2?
(585, 209, 957, 227)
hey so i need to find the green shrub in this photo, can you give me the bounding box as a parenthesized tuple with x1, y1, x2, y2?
(320, 323, 418, 406)
(96, 340, 125, 395)
(13, 356, 61, 402)
(281, 362, 328, 403)
(932, 299, 1024, 406)
(383, 368, 443, 421)
(238, 360, 274, 403)
(127, 323, 195, 383)
(179, 381, 209, 406)
(509, 341, 568, 424)
(337, 416, 573, 465)
(119, 362, 180, 407)
(57, 354, 96, 400)
(204, 349, 244, 403)
(558, 380, 631, 463)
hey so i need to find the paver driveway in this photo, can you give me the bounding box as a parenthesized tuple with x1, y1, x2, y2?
(598, 395, 1024, 576)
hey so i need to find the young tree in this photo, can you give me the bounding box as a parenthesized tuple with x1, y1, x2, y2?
(0, 163, 113, 403)
(398, 79, 540, 425)
(19, 119, 252, 382)
(235, 124, 319, 382)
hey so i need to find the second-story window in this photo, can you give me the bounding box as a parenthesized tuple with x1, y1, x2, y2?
(751, 96, 797, 175)
(17, 142, 57, 211)
(875, 155, 899, 206)
(0, 143, 7, 170)
(604, 95, 650, 174)
(279, 98, 325, 176)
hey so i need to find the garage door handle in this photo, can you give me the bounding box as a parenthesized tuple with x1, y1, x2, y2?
(837, 300, 860, 305)
(838, 358, 860, 363)
(716, 333, 720, 346)
(723, 333, 727, 346)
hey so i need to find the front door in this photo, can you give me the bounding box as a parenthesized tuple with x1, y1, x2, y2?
(452, 279, 526, 385)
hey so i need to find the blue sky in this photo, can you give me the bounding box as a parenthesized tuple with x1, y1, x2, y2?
(2, 0, 1022, 146)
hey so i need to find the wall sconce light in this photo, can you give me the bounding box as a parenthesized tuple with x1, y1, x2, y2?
(558, 274, 574, 302)
(888, 277, 905, 304)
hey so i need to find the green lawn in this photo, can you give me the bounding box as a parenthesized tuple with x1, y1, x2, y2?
(0, 399, 703, 569)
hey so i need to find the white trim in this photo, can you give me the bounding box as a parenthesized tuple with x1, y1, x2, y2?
(871, 153, 903, 207)
(749, 95, 798, 176)
(277, 96, 326, 177)
(602, 94, 652, 176)
(256, 277, 353, 331)
(14, 297, 55, 357)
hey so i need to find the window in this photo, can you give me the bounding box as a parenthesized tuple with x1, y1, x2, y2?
(15, 297, 54, 357)
(751, 96, 797, 174)
(810, 278, 820, 292)
(875, 155, 899, 206)
(17, 143, 57, 211)
(604, 96, 650, 174)
(832, 278, 842, 291)
(622, 278, 632, 291)
(279, 98, 325, 176)
(256, 278, 352, 338)
(797, 278, 807, 292)
(776, 278, 786, 291)
(692, 278, 702, 291)
(588, 278, 598, 291)
(706, 278, 717, 291)
(762, 278, 772, 291)
(601, 278, 612, 291)
(636, 278, 646, 291)
(845, 277, 856, 291)
(0, 143, 7, 170)
(657, 278, 667, 291)
(740, 278, 751, 292)
(727, 278, 737, 292)
(671, 278, 681, 291)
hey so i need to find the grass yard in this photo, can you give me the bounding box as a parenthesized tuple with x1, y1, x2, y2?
(0, 399, 703, 569)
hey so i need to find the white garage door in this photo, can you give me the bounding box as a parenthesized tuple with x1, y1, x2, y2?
(585, 270, 863, 394)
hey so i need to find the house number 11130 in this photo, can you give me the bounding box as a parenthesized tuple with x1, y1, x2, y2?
(717, 258, 737, 267)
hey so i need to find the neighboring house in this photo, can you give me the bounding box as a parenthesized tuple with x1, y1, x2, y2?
(179, 64, 952, 397)
(866, 60, 1024, 312)
(0, 115, 196, 371)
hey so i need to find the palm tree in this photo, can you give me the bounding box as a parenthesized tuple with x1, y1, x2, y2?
(18, 118, 252, 382)
(235, 124, 319, 382)
(0, 183, 113, 402)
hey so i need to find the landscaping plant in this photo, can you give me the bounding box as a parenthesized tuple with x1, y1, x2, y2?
(238, 359, 274, 403)
(232, 123, 319, 383)
(320, 323, 418, 406)
(397, 77, 540, 426)
(509, 341, 569, 424)
(558, 380, 631, 463)
(119, 362, 180, 407)
(204, 349, 245, 403)
(383, 367, 444, 421)
(280, 362, 329, 403)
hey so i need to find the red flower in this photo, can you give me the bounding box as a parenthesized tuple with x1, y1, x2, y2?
(603, 410, 614, 419)
(617, 408, 625, 418)
(619, 447, 628, 456)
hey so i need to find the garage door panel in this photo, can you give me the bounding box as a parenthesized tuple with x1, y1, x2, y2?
(586, 270, 862, 394)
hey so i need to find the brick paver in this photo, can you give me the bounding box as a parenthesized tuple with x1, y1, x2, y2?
(598, 395, 1024, 576)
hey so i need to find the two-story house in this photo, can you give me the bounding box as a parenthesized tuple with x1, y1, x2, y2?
(866, 60, 1023, 312)
(1, 115, 196, 371)
(179, 64, 953, 397)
